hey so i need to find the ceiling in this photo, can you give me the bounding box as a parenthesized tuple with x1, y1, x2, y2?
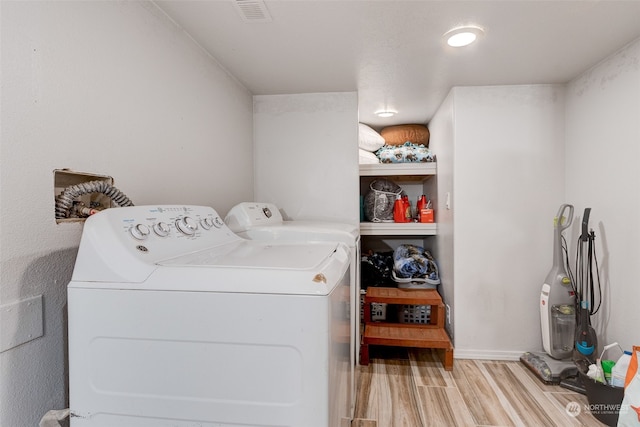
(154, 0, 640, 128)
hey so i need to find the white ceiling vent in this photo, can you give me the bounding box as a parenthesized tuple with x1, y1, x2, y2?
(233, 0, 272, 23)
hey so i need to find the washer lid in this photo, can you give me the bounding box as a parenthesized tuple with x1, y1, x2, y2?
(71, 240, 351, 295)
(158, 240, 339, 270)
(225, 202, 358, 246)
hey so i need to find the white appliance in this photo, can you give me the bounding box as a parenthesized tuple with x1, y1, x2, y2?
(68, 205, 352, 427)
(225, 202, 360, 417)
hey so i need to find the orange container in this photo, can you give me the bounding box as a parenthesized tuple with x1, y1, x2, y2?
(420, 208, 434, 223)
(394, 197, 408, 223)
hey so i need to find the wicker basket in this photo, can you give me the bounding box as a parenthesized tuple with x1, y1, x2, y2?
(363, 179, 402, 222)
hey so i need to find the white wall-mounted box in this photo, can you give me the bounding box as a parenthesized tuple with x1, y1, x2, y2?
(0, 295, 43, 353)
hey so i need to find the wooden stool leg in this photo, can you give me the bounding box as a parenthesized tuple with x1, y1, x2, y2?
(433, 303, 445, 327)
(361, 295, 372, 365)
(360, 343, 370, 366)
(439, 347, 454, 371)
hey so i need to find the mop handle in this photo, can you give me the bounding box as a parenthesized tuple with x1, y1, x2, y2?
(581, 208, 591, 241)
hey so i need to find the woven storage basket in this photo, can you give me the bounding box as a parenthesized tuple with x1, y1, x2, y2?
(363, 178, 402, 222)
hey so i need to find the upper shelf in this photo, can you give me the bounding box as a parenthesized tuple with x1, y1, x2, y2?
(359, 162, 436, 177)
(359, 222, 437, 236)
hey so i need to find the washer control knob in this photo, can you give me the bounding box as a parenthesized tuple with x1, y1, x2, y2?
(153, 222, 171, 237)
(212, 216, 224, 228)
(176, 216, 198, 235)
(200, 217, 214, 230)
(130, 223, 151, 240)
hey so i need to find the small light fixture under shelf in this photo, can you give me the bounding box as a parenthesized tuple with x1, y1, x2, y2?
(443, 25, 484, 47)
(375, 110, 397, 118)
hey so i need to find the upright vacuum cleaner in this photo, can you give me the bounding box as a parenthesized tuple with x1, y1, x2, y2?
(573, 208, 600, 373)
(521, 204, 578, 384)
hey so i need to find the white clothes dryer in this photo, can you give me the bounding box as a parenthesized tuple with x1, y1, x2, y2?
(67, 205, 352, 427)
(225, 202, 361, 415)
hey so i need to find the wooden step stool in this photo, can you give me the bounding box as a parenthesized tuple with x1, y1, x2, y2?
(360, 287, 454, 370)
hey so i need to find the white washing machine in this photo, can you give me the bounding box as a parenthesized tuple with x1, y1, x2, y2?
(68, 205, 352, 427)
(225, 202, 360, 417)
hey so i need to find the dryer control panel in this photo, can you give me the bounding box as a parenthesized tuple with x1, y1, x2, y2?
(225, 202, 284, 232)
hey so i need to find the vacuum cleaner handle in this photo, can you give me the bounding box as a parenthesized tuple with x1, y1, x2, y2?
(556, 204, 574, 231)
(581, 207, 591, 241)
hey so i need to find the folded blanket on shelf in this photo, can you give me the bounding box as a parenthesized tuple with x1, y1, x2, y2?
(376, 142, 435, 163)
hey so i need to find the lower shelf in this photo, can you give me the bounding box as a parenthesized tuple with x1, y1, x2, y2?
(363, 323, 451, 348)
(360, 323, 454, 370)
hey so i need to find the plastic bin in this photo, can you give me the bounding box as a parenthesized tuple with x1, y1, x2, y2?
(578, 370, 625, 426)
(360, 293, 387, 321)
(397, 304, 431, 324)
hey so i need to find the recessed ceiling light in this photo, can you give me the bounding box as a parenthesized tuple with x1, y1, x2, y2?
(443, 25, 484, 47)
(375, 110, 397, 118)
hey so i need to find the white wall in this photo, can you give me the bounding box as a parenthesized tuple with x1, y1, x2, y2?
(439, 85, 567, 358)
(565, 38, 640, 352)
(0, 2, 253, 425)
(431, 42, 640, 358)
(426, 92, 456, 340)
(253, 92, 359, 224)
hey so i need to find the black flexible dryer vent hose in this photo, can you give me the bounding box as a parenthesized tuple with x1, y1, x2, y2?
(55, 180, 134, 219)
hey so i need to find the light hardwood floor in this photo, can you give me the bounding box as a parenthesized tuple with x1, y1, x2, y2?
(353, 348, 606, 427)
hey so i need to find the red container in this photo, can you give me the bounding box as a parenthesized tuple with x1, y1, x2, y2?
(417, 195, 427, 221)
(402, 195, 411, 221)
(393, 196, 407, 223)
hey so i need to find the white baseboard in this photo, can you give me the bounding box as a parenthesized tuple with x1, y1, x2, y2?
(454, 349, 528, 361)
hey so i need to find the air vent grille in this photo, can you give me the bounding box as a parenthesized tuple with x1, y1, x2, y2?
(233, 0, 272, 22)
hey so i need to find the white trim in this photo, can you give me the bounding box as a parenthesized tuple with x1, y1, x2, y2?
(453, 349, 527, 361)
(359, 162, 436, 177)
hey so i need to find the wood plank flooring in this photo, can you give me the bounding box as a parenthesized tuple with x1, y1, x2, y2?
(353, 348, 606, 427)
